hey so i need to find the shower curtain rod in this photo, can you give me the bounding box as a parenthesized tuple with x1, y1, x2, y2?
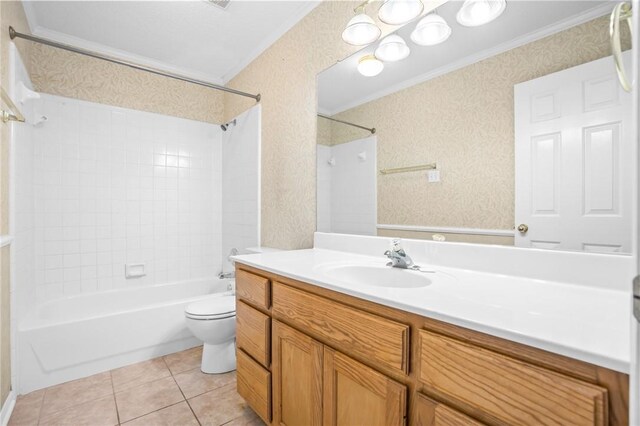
(9, 27, 261, 102)
(317, 113, 375, 134)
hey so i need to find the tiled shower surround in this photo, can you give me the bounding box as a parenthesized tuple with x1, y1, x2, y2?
(20, 95, 225, 305)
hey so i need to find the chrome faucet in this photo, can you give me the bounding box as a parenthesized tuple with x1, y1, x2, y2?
(384, 239, 414, 269)
(219, 248, 240, 279)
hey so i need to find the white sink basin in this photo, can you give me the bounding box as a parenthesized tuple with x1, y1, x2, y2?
(317, 263, 433, 288)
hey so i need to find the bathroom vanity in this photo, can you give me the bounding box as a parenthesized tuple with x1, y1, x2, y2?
(233, 240, 630, 426)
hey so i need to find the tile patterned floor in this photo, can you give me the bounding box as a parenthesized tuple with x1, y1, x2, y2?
(8, 346, 264, 426)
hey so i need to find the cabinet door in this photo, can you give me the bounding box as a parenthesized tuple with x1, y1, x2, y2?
(272, 320, 323, 426)
(414, 394, 484, 426)
(323, 347, 406, 426)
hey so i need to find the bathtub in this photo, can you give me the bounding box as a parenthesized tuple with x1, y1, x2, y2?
(17, 278, 233, 394)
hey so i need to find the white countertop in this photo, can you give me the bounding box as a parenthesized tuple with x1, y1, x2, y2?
(233, 248, 630, 374)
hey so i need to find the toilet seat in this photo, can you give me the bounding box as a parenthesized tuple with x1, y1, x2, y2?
(185, 296, 236, 320)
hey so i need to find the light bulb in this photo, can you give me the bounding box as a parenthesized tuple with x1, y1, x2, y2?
(357, 55, 384, 77)
(378, 0, 424, 25)
(342, 13, 382, 46)
(456, 0, 506, 27)
(375, 35, 410, 62)
(410, 13, 451, 46)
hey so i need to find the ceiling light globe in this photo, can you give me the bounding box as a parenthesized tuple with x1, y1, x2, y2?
(342, 13, 382, 46)
(456, 0, 506, 27)
(410, 13, 451, 46)
(375, 34, 410, 62)
(357, 55, 384, 77)
(378, 0, 424, 25)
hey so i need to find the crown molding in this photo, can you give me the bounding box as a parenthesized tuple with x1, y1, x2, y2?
(322, 2, 615, 116)
(30, 26, 226, 86)
(221, 0, 321, 83)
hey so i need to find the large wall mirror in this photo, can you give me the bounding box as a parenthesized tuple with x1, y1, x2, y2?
(316, 0, 632, 254)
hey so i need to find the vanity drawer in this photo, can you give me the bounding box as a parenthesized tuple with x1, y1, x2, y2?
(236, 269, 271, 310)
(236, 301, 270, 367)
(272, 282, 409, 374)
(414, 393, 484, 426)
(418, 330, 608, 426)
(237, 349, 272, 424)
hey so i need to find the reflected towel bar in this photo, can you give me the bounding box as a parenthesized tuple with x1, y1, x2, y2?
(379, 163, 437, 175)
(1, 87, 25, 123)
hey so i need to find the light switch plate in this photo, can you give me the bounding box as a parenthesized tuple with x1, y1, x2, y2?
(428, 170, 440, 183)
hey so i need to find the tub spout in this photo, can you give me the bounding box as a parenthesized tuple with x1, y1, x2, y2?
(218, 271, 235, 279)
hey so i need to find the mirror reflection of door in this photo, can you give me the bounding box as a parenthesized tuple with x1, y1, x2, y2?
(514, 53, 632, 253)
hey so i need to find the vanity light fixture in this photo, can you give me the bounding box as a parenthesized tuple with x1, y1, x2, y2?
(358, 55, 384, 77)
(342, 7, 382, 46)
(410, 12, 451, 46)
(378, 0, 424, 25)
(456, 0, 506, 27)
(375, 34, 410, 62)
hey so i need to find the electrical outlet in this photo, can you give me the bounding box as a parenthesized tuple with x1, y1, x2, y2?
(428, 170, 440, 183)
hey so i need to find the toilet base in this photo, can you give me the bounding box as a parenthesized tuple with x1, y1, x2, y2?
(201, 340, 236, 374)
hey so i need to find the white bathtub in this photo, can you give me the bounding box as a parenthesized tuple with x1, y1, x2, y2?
(17, 278, 233, 394)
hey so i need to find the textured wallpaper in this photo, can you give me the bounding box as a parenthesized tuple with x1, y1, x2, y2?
(327, 16, 628, 232)
(224, 1, 402, 249)
(30, 44, 225, 125)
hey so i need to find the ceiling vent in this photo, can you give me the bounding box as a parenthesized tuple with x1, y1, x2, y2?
(205, 0, 231, 10)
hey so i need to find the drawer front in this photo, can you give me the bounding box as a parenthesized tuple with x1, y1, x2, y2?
(236, 269, 270, 310)
(237, 349, 272, 424)
(418, 330, 608, 426)
(236, 301, 271, 367)
(414, 394, 484, 426)
(272, 282, 409, 374)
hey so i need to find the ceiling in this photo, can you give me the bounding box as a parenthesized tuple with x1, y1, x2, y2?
(318, 0, 613, 115)
(23, 0, 319, 85)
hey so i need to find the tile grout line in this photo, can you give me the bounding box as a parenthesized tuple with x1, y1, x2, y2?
(109, 371, 122, 426)
(35, 389, 46, 426)
(119, 400, 187, 425)
(36, 374, 113, 424)
(162, 355, 202, 426)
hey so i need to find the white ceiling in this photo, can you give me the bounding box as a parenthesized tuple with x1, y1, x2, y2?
(318, 0, 613, 115)
(23, 0, 319, 85)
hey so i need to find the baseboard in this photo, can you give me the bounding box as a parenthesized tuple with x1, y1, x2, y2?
(0, 390, 16, 426)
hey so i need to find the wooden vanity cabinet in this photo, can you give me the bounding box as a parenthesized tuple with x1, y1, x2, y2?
(272, 320, 323, 426)
(235, 264, 630, 426)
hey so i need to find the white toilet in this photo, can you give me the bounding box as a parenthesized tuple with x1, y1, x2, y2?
(184, 295, 236, 374)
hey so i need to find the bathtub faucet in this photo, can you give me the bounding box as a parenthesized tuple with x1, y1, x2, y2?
(218, 271, 235, 279)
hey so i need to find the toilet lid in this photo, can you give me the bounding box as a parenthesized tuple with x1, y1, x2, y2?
(185, 295, 235, 319)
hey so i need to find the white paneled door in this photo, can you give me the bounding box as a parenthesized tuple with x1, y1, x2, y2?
(515, 53, 632, 253)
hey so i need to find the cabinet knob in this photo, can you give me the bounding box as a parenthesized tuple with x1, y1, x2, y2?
(517, 224, 529, 234)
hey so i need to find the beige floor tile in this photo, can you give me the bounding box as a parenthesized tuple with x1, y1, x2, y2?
(115, 376, 184, 422)
(222, 409, 265, 426)
(38, 395, 118, 426)
(111, 357, 171, 393)
(174, 368, 236, 399)
(8, 389, 45, 426)
(40, 371, 113, 418)
(164, 346, 203, 375)
(188, 383, 254, 426)
(122, 401, 199, 426)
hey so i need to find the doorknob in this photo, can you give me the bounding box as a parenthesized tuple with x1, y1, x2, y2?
(517, 224, 529, 234)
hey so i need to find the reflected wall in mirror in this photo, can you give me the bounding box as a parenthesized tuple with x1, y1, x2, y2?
(316, 0, 633, 254)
